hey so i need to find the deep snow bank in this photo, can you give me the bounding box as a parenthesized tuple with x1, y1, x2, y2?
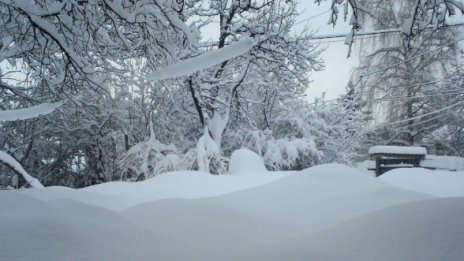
(24, 170, 287, 211)
(247, 197, 464, 261)
(380, 168, 464, 197)
(0, 192, 181, 261)
(122, 164, 431, 247)
(2, 163, 462, 260)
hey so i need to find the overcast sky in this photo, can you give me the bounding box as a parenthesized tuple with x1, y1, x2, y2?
(294, 1, 359, 102)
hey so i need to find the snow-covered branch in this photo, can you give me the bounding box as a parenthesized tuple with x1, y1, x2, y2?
(0, 102, 63, 122)
(148, 37, 255, 80)
(0, 151, 44, 188)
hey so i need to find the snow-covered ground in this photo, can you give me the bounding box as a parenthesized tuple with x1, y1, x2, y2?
(1, 151, 464, 260)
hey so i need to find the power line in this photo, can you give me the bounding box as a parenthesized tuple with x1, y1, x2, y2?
(309, 22, 464, 41)
(311, 89, 464, 107)
(364, 90, 464, 103)
(308, 78, 455, 105)
(360, 37, 464, 77)
(296, 9, 331, 25)
(376, 100, 464, 127)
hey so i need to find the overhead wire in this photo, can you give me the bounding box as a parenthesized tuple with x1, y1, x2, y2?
(296, 9, 332, 25)
(297, 17, 464, 136)
(376, 100, 464, 127)
(308, 78, 455, 105)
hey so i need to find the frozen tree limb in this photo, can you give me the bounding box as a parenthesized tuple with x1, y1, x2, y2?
(0, 102, 62, 121)
(0, 151, 44, 188)
(148, 37, 254, 80)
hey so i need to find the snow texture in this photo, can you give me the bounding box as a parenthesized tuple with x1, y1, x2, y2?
(380, 168, 464, 197)
(420, 155, 464, 171)
(24, 170, 287, 211)
(401, 17, 414, 35)
(368, 145, 427, 155)
(0, 102, 62, 121)
(0, 151, 43, 188)
(229, 149, 267, 175)
(148, 37, 254, 80)
(2, 163, 464, 260)
(247, 198, 464, 261)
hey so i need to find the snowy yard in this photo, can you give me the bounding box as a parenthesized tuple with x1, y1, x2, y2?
(1, 1, 464, 260)
(2, 153, 463, 261)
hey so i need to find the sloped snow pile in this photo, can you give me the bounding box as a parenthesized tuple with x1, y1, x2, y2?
(23, 170, 287, 211)
(121, 164, 431, 249)
(1, 161, 463, 260)
(420, 154, 464, 171)
(246, 198, 464, 261)
(0, 192, 180, 261)
(380, 168, 464, 197)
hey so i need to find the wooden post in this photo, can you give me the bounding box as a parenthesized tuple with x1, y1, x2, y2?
(124, 134, 129, 151)
(375, 157, 381, 177)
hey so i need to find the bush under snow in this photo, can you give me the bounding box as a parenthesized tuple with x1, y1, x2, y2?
(118, 124, 179, 180)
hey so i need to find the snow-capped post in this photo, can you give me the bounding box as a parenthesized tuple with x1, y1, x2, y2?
(124, 134, 130, 151)
(149, 119, 156, 141)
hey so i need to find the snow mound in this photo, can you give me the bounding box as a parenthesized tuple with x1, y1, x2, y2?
(380, 168, 464, 197)
(421, 154, 464, 171)
(229, 149, 267, 175)
(122, 164, 431, 249)
(5, 164, 464, 260)
(24, 170, 286, 211)
(0, 192, 179, 261)
(247, 198, 464, 261)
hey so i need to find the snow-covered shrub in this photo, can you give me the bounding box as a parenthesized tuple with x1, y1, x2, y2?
(264, 137, 323, 171)
(223, 128, 323, 171)
(118, 125, 179, 180)
(175, 148, 228, 175)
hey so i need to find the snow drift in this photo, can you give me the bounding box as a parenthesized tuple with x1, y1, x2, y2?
(246, 198, 464, 261)
(1, 162, 463, 260)
(380, 167, 464, 197)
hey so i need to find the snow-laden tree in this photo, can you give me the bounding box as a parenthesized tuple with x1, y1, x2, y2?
(220, 87, 369, 170)
(315, 0, 464, 55)
(311, 88, 371, 163)
(0, 0, 195, 118)
(180, 0, 323, 171)
(0, 102, 62, 188)
(421, 62, 464, 156)
(348, 0, 462, 146)
(0, 0, 200, 186)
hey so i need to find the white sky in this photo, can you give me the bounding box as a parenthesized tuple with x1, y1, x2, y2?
(296, 1, 359, 102)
